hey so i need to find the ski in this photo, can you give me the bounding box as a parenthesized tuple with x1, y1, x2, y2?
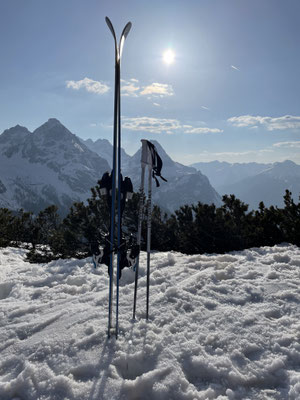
(105, 16, 132, 339)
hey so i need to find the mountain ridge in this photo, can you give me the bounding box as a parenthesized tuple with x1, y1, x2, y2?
(0, 120, 221, 214)
(191, 159, 300, 209)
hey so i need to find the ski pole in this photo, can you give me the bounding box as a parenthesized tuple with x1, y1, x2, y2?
(133, 163, 146, 320)
(146, 164, 152, 320)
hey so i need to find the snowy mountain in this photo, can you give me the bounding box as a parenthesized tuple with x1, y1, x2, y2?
(221, 160, 300, 209)
(0, 120, 220, 215)
(82, 138, 131, 169)
(192, 160, 300, 209)
(0, 119, 110, 214)
(1, 243, 300, 399)
(191, 160, 271, 189)
(82, 138, 220, 213)
(123, 140, 222, 212)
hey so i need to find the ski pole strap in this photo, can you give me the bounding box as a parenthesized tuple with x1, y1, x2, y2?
(141, 140, 167, 187)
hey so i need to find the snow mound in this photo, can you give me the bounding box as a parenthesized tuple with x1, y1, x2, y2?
(0, 244, 300, 399)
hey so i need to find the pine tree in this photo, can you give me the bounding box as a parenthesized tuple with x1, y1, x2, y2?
(0, 208, 15, 247)
(281, 190, 300, 245)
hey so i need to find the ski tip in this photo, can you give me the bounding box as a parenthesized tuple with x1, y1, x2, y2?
(105, 17, 116, 40)
(121, 21, 132, 41)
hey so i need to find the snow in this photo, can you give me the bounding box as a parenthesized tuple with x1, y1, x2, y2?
(1, 244, 300, 399)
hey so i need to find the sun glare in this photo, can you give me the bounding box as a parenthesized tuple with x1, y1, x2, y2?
(163, 49, 175, 65)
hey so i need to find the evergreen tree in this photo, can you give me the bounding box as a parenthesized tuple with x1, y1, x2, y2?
(0, 208, 15, 247)
(281, 190, 300, 246)
(253, 202, 284, 247)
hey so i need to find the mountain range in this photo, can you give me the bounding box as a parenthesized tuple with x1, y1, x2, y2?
(191, 160, 300, 209)
(1, 119, 298, 215)
(82, 138, 221, 212)
(0, 119, 110, 215)
(0, 119, 220, 215)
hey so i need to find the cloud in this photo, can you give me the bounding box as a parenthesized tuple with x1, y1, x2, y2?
(210, 149, 273, 157)
(231, 65, 240, 71)
(122, 117, 222, 135)
(273, 141, 300, 148)
(184, 127, 223, 134)
(67, 77, 174, 100)
(66, 77, 110, 94)
(121, 79, 140, 97)
(180, 148, 276, 165)
(228, 115, 300, 131)
(140, 83, 174, 97)
(120, 80, 174, 98)
(122, 117, 181, 134)
(201, 105, 210, 110)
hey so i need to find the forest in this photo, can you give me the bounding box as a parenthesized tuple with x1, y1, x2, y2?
(0, 179, 299, 263)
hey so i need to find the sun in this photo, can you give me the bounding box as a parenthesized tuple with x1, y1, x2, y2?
(163, 49, 175, 65)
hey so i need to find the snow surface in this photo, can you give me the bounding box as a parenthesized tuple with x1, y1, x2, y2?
(1, 244, 300, 399)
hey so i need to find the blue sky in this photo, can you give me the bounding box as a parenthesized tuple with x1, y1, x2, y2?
(1, 0, 300, 164)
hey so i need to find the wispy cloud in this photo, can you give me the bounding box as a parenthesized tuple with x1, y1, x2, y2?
(121, 79, 174, 98)
(67, 77, 174, 100)
(122, 116, 222, 135)
(208, 149, 273, 157)
(121, 79, 140, 97)
(184, 126, 223, 134)
(123, 117, 181, 134)
(228, 115, 300, 131)
(231, 65, 240, 71)
(140, 83, 174, 97)
(66, 77, 109, 94)
(179, 149, 274, 165)
(273, 141, 300, 148)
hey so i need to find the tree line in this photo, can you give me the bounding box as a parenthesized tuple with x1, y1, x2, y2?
(0, 180, 299, 263)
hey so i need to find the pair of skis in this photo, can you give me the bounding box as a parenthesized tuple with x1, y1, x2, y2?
(101, 18, 166, 338)
(105, 17, 132, 339)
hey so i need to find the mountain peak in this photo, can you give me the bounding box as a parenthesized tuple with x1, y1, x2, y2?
(33, 119, 74, 143)
(274, 160, 297, 168)
(36, 118, 65, 131)
(0, 125, 31, 145)
(1, 124, 31, 135)
(47, 118, 62, 125)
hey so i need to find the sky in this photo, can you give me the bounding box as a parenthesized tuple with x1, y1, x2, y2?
(0, 0, 300, 165)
